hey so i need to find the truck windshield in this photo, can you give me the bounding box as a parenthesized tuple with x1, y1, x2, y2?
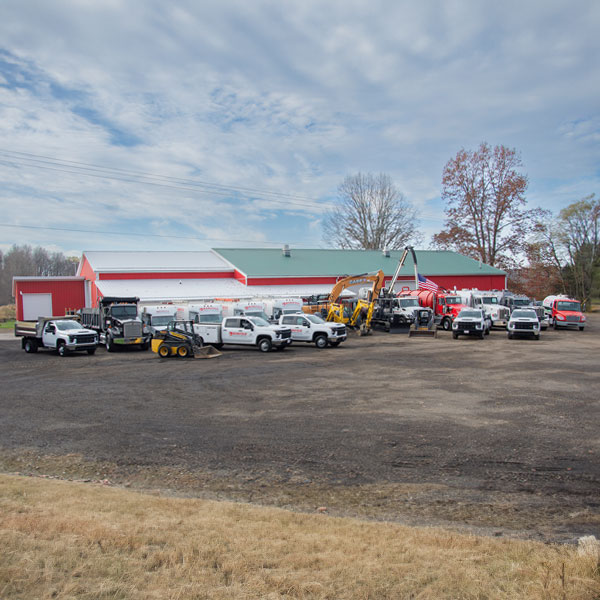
(445, 297, 462, 304)
(481, 297, 498, 304)
(306, 314, 326, 324)
(247, 316, 270, 327)
(556, 301, 581, 311)
(282, 308, 301, 314)
(151, 315, 174, 326)
(513, 299, 530, 307)
(55, 320, 82, 330)
(197, 314, 221, 323)
(399, 298, 418, 307)
(111, 306, 138, 319)
(246, 311, 270, 321)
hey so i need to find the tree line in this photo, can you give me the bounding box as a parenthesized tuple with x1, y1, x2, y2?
(323, 143, 599, 305)
(0, 245, 78, 305)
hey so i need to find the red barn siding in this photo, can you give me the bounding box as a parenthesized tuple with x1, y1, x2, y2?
(14, 279, 86, 320)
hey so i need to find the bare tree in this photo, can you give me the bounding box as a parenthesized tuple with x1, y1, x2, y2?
(432, 143, 536, 268)
(322, 173, 421, 250)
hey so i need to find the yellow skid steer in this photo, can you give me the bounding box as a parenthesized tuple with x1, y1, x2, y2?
(151, 321, 222, 358)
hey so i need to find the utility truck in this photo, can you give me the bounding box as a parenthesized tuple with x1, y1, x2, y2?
(141, 304, 179, 335)
(80, 296, 150, 351)
(279, 312, 346, 348)
(460, 290, 510, 328)
(224, 301, 270, 322)
(186, 303, 224, 323)
(15, 317, 98, 356)
(263, 298, 304, 321)
(451, 309, 490, 339)
(507, 309, 541, 339)
(193, 315, 292, 352)
(543, 295, 586, 330)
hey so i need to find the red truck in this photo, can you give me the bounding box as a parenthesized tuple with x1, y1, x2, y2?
(542, 295, 586, 331)
(407, 290, 469, 331)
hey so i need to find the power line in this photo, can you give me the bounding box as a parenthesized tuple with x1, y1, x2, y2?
(0, 222, 315, 246)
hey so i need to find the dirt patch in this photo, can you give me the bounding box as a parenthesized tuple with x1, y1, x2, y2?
(1, 316, 599, 543)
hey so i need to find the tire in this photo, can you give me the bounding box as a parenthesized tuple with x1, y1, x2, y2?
(553, 319, 558, 330)
(579, 326, 584, 331)
(140, 342, 149, 351)
(177, 345, 190, 358)
(87, 348, 96, 355)
(534, 334, 540, 340)
(442, 318, 451, 331)
(57, 341, 68, 357)
(508, 332, 513, 339)
(106, 336, 115, 352)
(24, 339, 38, 353)
(479, 331, 485, 339)
(452, 332, 459, 339)
(158, 344, 170, 358)
(258, 338, 272, 352)
(314, 334, 328, 349)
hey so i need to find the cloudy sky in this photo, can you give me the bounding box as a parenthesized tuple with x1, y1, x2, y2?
(1, 1, 598, 257)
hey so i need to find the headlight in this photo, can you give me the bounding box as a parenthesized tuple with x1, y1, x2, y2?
(556, 314, 565, 321)
(69, 335, 75, 342)
(275, 331, 281, 338)
(476, 324, 482, 329)
(508, 323, 514, 329)
(452, 323, 457, 329)
(581, 316, 586, 322)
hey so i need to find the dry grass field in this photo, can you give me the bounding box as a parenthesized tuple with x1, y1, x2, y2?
(1, 473, 599, 600)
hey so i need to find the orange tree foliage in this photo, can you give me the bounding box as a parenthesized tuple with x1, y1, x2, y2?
(433, 143, 539, 268)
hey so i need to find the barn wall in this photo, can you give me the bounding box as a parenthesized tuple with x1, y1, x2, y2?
(14, 280, 86, 320)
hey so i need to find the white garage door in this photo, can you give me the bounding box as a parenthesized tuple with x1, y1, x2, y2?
(22, 293, 53, 320)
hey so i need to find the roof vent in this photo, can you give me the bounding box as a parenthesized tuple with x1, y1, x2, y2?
(382, 248, 390, 257)
(283, 244, 291, 257)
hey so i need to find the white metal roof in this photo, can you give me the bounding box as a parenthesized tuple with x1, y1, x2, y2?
(95, 279, 348, 303)
(82, 251, 232, 273)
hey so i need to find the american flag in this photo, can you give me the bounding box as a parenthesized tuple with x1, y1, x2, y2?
(418, 273, 439, 292)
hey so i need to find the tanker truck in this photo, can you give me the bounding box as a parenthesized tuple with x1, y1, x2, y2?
(407, 289, 469, 331)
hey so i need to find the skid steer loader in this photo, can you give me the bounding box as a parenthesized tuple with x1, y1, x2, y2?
(151, 321, 221, 358)
(408, 308, 437, 338)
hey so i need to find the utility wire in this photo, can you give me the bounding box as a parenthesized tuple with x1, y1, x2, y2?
(0, 222, 314, 246)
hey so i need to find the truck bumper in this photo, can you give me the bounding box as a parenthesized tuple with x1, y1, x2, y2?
(65, 343, 97, 351)
(114, 337, 145, 345)
(330, 335, 347, 342)
(492, 320, 508, 328)
(272, 338, 292, 348)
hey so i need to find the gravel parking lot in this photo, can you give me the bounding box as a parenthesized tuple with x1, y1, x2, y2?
(1, 316, 598, 543)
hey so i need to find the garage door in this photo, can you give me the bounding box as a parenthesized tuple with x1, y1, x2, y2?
(22, 293, 53, 320)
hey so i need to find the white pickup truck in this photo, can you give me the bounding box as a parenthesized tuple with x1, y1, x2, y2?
(193, 315, 292, 352)
(279, 312, 347, 348)
(15, 317, 98, 356)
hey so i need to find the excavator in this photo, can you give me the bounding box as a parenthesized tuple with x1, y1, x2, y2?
(325, 270, 386, 336)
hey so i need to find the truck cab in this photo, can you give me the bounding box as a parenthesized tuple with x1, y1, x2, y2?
(264, 298, 304, 321)
(543, 296, 586, 330)
(280, 312, 346, 348)
(141, 305, 179, 335)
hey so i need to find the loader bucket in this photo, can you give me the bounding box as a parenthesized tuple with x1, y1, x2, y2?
(193, 345, 222, 359)
(408, 326, 437, 338)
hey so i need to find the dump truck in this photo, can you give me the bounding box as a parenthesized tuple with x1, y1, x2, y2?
(15, 316, 98, 356)
(80, 296, 150, 351)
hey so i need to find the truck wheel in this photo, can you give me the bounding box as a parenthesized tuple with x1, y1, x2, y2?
(579, 326, 584, 331)
(553, 319, 558, 330)
(57, 341, 68, 357)
(479, 331, 485, 339)
(140, 342, 149, 351)
(452, 332, 459, 339)
(314, 334, 328, 349)
(24, 339, 38, 353)
(258, 338, 272, 352)
(534, 334, 540, 340)
(158, 344, 170, 358)
(87, 348, 96, 355)
(442, 318, 451, 331)
(508, 332, 513, 339)
(177, 345, 190, 358)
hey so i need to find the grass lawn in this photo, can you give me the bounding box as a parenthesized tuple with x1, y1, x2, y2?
(1, 474, 599, 599)
(0, 320, 15, 329)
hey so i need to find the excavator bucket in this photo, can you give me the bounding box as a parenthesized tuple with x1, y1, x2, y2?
(192, 344, 222, 359)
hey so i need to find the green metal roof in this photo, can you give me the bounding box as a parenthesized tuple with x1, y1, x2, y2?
(213, 248, 506, 278)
